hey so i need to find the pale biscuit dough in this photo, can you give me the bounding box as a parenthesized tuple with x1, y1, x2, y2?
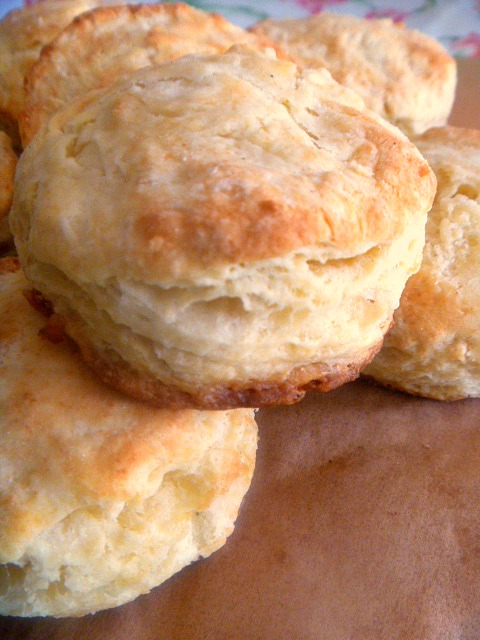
(364, 126, 480, 400)
(10, 47, 436, 409)
(20, 2, 286, 146)
(250, 12, 457, 136)
(0, 131, 17, 247)
(0, 258, 257, 617)
(0, 0, 113, 149)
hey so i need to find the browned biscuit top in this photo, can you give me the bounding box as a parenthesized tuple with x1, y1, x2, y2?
(20, 2, 287, 145)
(250, 12, 457, 135)
(13, 47, 435, 281)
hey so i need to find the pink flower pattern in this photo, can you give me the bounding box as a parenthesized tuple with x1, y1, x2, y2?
(365, 9, 409, 23)
(452, 32, 480, 57)
(294, 0, 348, 14)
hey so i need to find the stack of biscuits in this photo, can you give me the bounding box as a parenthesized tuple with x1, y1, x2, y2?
(0, 0, 478, 622)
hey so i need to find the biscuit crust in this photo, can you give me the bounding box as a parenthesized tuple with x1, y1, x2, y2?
(250, 12, 457, 136)
(0, 259, 257, 617)
(364, 126, 480, 400)
(20, 2, 286, 146)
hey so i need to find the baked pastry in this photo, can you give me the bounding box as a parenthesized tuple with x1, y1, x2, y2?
(250, 12, 457, 137)
(0, 0, 112, 150)
(3, 379, 480, 635)
(10, 47, 436, 410)
(364, 126, 480, 400)
(0, 131, 17, 247)
(0, 257, 257, 617)
(20, 2, 285, 146)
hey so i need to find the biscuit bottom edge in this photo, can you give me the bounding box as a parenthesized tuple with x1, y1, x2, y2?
(72, 325, 383, 410)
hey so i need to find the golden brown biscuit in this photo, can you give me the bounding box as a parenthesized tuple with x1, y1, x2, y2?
(364, 126, 480, 400)
(0, 258, 257, 617)
(0, 0, 113, 150)
(10, 47, 436, 410)
(0, 131, 17, 247)
(20, 2, 286, 146)
(250, 12, 457, 136)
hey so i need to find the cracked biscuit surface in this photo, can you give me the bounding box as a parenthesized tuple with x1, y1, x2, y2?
(20, 2, 286, 146)
(0, 258, 257, 617)
(364, 126, 480, 400)
(250, 12, 457, 136)
(10, 47, 436, 409)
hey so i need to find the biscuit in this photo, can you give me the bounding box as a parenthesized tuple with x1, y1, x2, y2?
(10, 47, 436, 410)
(364, 126, 480, 400)
(0, 258, 257, 617)
(250, 12, 457, 137)
(0, 131, 17, 247)
(20, 2, 286, 146)
(0, 0, 112, 150)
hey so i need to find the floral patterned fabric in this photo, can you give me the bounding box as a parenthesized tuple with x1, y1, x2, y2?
(0, 0, 479, 56)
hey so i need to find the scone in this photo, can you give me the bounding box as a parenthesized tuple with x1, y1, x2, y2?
(20, 2, 286, 146)
(0, 0, 112, 150)
(10, 47, 436, 410)
(250, 12, 457, 137)
(364, 126, 480, 400)
(0, 131, 17, 248)
(0, 257, 257, 618)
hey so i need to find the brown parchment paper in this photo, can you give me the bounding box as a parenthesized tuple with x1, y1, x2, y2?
(450, 58, 480, 131)
(2, 58, 480, 640)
